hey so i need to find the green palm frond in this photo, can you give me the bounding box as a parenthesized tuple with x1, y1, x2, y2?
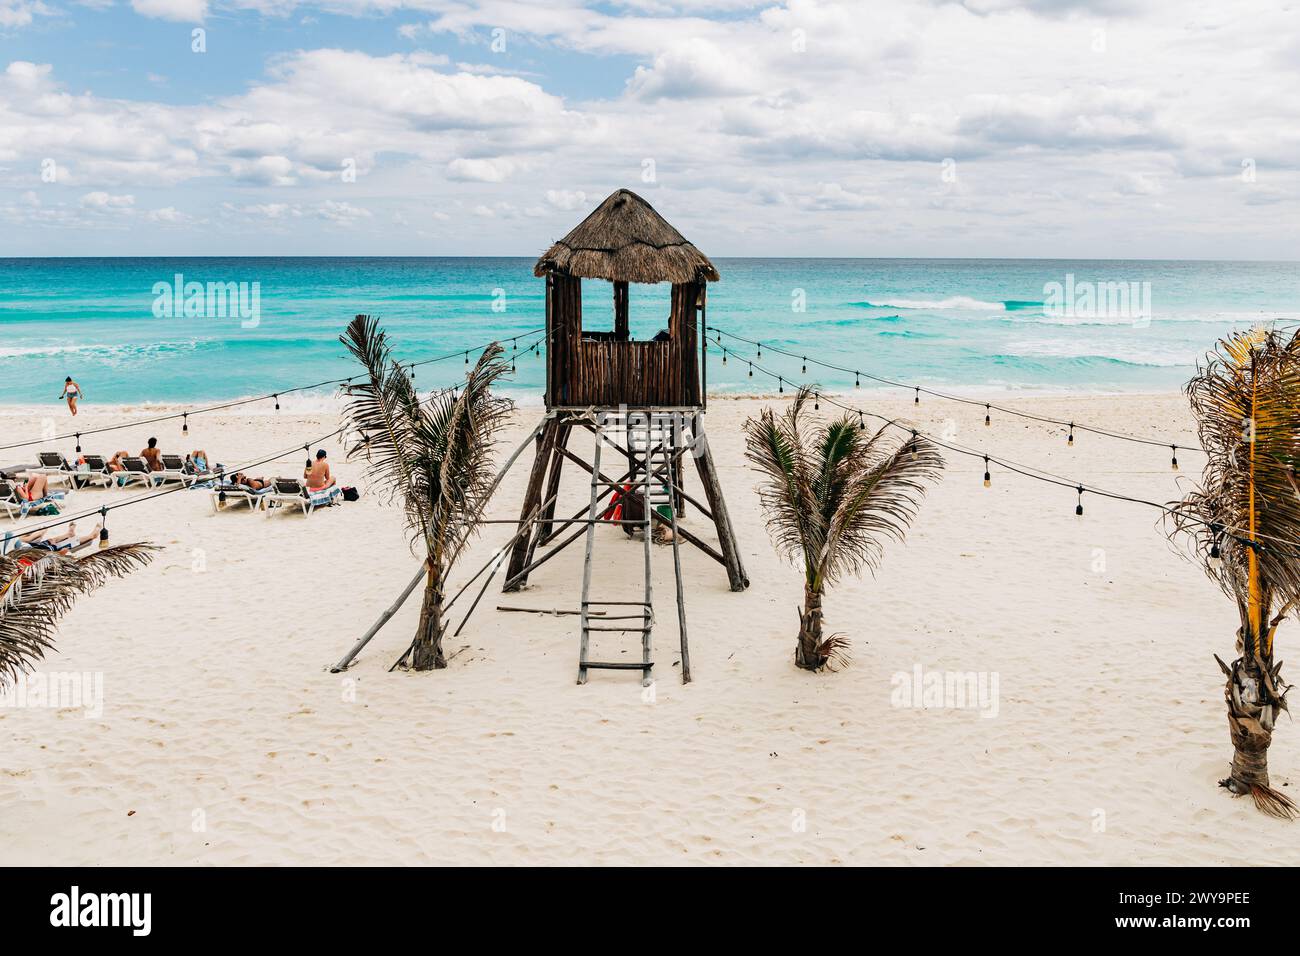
(0, 543, 157, 688)
(744, 388, 944, 587)
(340, 315, 513, 564)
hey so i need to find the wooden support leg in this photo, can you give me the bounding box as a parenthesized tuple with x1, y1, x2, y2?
(537, 422, 571, 542)
(503, 418, 558, 592)
(692, 420, 749, 592)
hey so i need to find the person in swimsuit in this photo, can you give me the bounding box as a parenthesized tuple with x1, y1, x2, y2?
(304, 449, 334, 492)
(229, 472, 270, 491)
(140, 437, 163, 472)
(19, 521, 100, 552)
(107, 451, 130, 473)
(14, 474, 50, 502)
(60, 377, 82, 416)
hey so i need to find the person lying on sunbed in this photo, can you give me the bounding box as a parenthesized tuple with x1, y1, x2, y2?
(304, 449, 335, 492)
(228, 472, 270, 491)
(15, 474, 51, 502)
(18, 521, 100, 552)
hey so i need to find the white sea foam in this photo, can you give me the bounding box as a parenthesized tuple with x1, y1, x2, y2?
(866, 296, 1007, 311)
(1004, 339, 1195, 367)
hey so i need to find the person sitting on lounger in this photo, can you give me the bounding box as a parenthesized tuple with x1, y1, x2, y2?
(229, 472, 270, 491)
(19, 521, 100, 552)
(188, 450, 211, 474)
(107, 450, 130, 473)
(141, 437, 163, 472)
(15, 474, 50, 502)
(304, 449, 335, 492)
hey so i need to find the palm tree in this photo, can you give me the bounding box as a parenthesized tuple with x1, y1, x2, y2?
(743, 389, 944, 670)
(340, 314, 512, 671)
(1168, 327, 1300, 818)
(1, 543, 156, 688)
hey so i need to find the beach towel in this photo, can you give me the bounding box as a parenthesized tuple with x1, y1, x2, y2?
(306, 485, 342, 509)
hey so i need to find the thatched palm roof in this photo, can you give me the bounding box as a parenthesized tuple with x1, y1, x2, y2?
(534, 189, 719, 284)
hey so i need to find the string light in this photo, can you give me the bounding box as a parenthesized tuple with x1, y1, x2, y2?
(914, 387, 920, 405)
(274, 394, 280, 411)
(705, 324, 1200, 460)
(1209, 536, 1223, 570)
(75, 433, 81, 454)
(858, 412, 865, 430)
(1067, 424, 1075, 447)
(1171, 445, 1179, 471)
(910, 430, 919, 459)
(748, 362, 753, 378)
(814, 392, 820, 411)
(464, 351, 469, 365)
(802, 357, 807, 374)
(98, 506, 109, 549)
(182, 414, 188, 435)
(757, 343, 762, 359)
(1075, 485, 1084, 517)
(983, 455, 991, 488)
(985, 405, 991, 427)
(778, 377, 784, 394)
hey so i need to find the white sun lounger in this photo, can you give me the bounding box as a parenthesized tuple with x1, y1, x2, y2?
(210, 481, 274, 513)
(31, 451, 78, 489)
(114, 457, 157, 489)
(263, 478, 342, 517)
(0, 478, 70, 520)
(155, 454, 203, 487)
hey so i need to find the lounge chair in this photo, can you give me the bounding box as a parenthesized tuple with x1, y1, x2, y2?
(74, 454, 114, 489)
(32, 451, 78, 488)
(0, 478, 69, 520)
(263, 478, 341, 517)
(155, 454, 201, 487)
(1, 529, 94, 556)
(210, 480, 274, 513)
(114, 457, 157, 489)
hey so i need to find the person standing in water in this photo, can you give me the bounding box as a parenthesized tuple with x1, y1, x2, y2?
(60, 377, 82, 416)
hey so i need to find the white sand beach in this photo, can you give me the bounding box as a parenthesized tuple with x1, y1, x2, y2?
(0, 392, 1295, 866)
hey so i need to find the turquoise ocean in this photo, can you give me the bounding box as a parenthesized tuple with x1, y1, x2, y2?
(1, 257, 1297, 408)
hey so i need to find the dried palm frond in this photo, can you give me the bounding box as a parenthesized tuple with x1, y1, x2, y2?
(1167, 327, 1300, 818)
(0, 543, 157, 688)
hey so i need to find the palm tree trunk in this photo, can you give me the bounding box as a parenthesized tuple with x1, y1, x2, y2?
(410, 562, 446, 671)
(1219, 654, 1295, 818)
(795, 582, 826, 670)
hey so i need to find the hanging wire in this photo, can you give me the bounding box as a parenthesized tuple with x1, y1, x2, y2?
(706, 325, 1203, 455)
(0, 326, 546, 453)
(703, 335, 1300, 558)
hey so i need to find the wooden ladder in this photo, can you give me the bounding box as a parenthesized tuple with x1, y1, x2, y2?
(578, 412, 655, 685)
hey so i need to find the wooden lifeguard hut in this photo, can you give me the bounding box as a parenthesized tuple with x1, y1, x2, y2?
(503, 189, 749, 684)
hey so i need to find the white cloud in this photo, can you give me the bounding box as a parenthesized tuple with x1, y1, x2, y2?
(545, 189, 587, 210)
(0, 0, 53, 28)
(131, 0, 206, 21)
(80, 191, 135, 210)
(447, 156, 516, 182)
(1, 0, 1298, 257)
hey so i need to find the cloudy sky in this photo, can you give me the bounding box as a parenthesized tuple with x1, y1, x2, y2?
(0, 0, 1296, 258)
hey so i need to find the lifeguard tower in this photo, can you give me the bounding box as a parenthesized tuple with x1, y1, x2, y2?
(503, 189, 749, 684)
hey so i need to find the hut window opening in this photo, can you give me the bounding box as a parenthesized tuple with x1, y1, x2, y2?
(580, 280, 672, 343)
